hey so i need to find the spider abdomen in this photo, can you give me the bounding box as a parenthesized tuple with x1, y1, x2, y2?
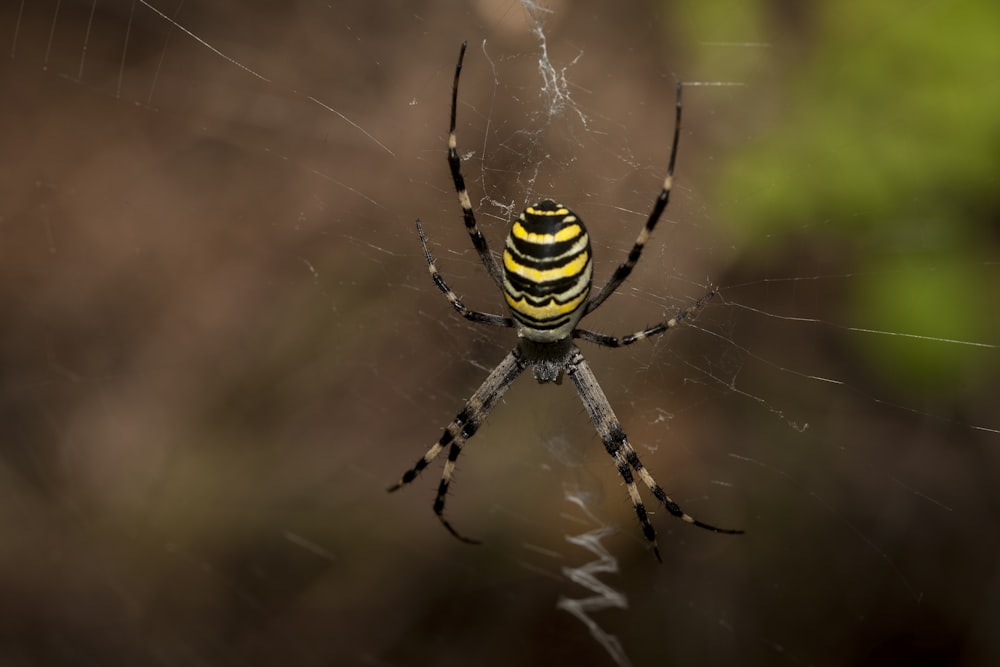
(502, 199, 593, 342)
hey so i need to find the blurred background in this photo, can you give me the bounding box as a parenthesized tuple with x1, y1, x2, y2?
(1, 0, 998, 665)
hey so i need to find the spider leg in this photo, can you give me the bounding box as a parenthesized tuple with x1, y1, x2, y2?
(566, 348, 741, 562)
(416, 219, 513, 328)
(447, 41, 505, 290)
(574, 287, 716, 348)
(583, 82, 684, 317)
(389, 348, 528, 544)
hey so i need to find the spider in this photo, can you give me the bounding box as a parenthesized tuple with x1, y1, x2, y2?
(389, 42, 742, 562)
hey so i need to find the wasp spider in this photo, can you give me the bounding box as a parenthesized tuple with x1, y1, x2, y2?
(389, 42, 742, 562)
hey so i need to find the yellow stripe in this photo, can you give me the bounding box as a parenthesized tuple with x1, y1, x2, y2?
(503, 249, 589, 283)
(504, 289, 589, 321)
(524, 206, 570, 217)
(511, 220, 582, 245)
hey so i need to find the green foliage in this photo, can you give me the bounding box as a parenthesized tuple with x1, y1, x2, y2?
(852, 256, 997, 397)
(687, 0, 1000, 399)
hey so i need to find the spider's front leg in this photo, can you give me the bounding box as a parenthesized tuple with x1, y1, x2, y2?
(583, 81, 686, 317)
(389, 348, 528, 544)
(446, 41, 505, 289)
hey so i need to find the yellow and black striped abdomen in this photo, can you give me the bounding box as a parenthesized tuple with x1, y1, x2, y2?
(502, 199, 593, 342)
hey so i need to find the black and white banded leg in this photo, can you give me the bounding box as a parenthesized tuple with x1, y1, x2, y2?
(447, 41, 505, 290)
(573, 288, 717, 348)
(416, 219, 513, 329)
(566, 349, 742, 562)
(388, 348, 528, 543)
(584, 82, 685, 317)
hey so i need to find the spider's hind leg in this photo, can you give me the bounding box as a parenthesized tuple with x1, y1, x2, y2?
(565, 349, 742, 562)
(388, 414, 484, 545)
(433, 442, 483, 545)
(388, 348, 528, 546)
(388, 415, 484, 544)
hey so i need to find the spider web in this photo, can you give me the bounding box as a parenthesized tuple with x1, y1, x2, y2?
(1, 1, 998, 666)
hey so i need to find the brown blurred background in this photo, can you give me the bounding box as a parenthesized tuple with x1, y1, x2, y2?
(2, 0, 998, 665)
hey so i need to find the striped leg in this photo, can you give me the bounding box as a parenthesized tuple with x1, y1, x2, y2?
(417, 219, 513, 329)
(447, 41, 505, 290)
(389, 348, 528, 543)
(573, 287, 716, 348)
(583, 82, 685, 316)
(566, 348, 741, 562)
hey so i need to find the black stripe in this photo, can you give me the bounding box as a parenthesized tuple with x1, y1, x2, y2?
(508, 234, 587, 262)
(511, 310, 573, 329)
(505, 270, 587, 295)
(505, 246, 588, 272)
(624, 449, 643, 470)
(433, 483, 448, 513)
(617, 461, 635, 484)
(634, 502, 656, 541)
(460, 420, 478, 439)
